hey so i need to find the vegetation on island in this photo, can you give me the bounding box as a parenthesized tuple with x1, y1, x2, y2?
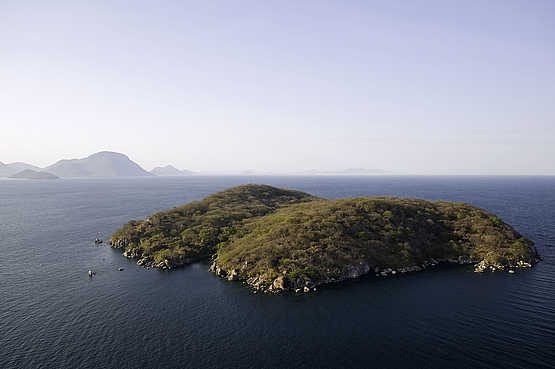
(110, 185, 539, 293)
(109, 185, 317, 267)
(213, 197, 538, 292)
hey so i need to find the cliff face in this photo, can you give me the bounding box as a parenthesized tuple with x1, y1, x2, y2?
(110, 185, 540, 293)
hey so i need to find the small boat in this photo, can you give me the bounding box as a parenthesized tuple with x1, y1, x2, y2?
(94, 238, 103, 244)
(88, 270, 94, 277)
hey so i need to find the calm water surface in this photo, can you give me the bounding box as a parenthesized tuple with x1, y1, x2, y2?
(1, 176, 554, 369)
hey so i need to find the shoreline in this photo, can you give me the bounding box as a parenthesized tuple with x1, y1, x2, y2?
(110, 240, 540, 294)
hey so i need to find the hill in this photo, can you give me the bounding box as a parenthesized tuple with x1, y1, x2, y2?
(0, 162, 10, 177)
(212, 196, 539, 292)
(0, 162, 42, 177)
(150, 165, 194, 176)
(45, 151, 151, 178)
(110, 185, 540, 293)
(109, 185, 317, 267)
(6, 162, 42, 172)
(9, 169, 59, 180)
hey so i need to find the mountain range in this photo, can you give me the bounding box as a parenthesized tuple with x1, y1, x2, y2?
(1, 151, 387, 178)
(0, 151, 192, 178)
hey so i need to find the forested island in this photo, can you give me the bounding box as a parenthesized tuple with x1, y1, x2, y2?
(110, 185, 540, 293)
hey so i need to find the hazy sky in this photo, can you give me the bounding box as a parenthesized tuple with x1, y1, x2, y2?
(1, 1, 554, 174)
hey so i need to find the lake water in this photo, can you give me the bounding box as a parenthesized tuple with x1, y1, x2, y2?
(1, 176, 554, 369)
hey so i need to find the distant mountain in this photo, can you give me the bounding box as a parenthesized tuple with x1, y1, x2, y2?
(9, 169, 59, 180)
(0, 162, 10, 177)
(0, 162, 42, 177)
(45, 151, 152, 178)
(150, 165, 194, 176)
(296, 168, 387, 175)
(341, 168, 387, 174)
(7, 162, 42, 172)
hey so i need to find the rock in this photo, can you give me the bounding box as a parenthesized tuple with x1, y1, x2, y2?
(227, 269, 239, 281)
(474, 260, 488, 273)
(346, 262, 370, 279)
(272, 276, 285, 290)
(122, 248, 142, 259)
(516, 260, 532, 268)
(458, 255, 471, 264)
(215, 266, 227, 278)
(247, 276, 263, 290)
(405, 265, 422, 272)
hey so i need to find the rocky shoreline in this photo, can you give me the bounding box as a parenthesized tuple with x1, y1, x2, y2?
(111, 238, 540, 294)
(110, 238, 540, 295)
(208, 254, 541, 294)
(110, 239, 203, 270)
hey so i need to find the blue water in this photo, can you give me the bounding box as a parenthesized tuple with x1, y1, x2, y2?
(1, 176, 554, 369)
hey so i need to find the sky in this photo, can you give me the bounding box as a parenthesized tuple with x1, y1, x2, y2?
(1, 0, 554, 174)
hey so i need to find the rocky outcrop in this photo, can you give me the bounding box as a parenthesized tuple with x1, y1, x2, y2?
(122, 248, 142, 259)
(109, 238, 130, 249)
(474, 258, 539, 273)
(110, 239, 204, 270)
(209, 254, 540, 294)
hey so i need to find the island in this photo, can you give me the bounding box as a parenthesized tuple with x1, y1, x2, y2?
(0, 162, 42, 177)
(110, 184, 540, 293)
(150, 165, 194, 176)
(1, 151, 154, 178)
(9, 169, 59, 180)
(44, 151, 152, 178)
